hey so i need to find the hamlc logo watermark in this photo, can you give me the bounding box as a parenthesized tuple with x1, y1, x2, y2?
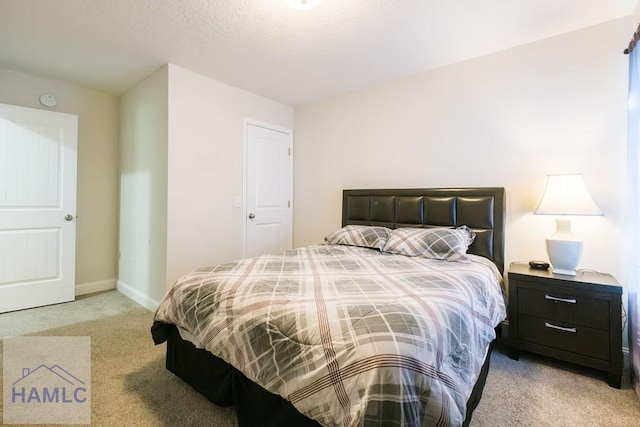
(3, 336, 91, 424)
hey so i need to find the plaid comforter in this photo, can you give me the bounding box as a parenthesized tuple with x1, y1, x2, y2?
(153, 244, 506, 427)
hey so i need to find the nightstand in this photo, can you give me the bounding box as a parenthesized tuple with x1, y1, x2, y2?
(507, 262, 623, 388)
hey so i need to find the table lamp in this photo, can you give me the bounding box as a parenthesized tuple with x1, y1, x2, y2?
(534, 173, 602, 275)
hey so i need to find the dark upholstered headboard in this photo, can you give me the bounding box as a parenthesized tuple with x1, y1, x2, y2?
(342, 188, 506, 274)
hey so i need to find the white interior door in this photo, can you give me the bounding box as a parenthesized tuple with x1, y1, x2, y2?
(0, 103, 78, 313)
(246, 122, 292, 258)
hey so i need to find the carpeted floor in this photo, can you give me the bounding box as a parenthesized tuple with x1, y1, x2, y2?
(1, 290, 639, 426)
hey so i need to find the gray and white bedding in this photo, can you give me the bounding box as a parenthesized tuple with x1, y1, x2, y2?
(153, 244, 506, 427)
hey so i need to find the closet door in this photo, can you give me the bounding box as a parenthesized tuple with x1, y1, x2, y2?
(245, 122, 292, 258)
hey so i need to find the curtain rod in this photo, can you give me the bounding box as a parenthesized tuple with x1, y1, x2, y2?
(624, 22, 640, 54)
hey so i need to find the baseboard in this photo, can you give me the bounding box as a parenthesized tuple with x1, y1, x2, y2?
(501, 319, 509, 338)
(75, 279, 116, 296)
(623, 346, 630, 370)
(117, 280, 160, 312)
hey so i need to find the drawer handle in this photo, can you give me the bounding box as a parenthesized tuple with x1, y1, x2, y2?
(545, 294, 577, 304)
(545, 322, 577, 333)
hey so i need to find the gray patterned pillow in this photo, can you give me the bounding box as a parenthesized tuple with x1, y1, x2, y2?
(325, 225, 392, 250)
(383, 226, 476, 262)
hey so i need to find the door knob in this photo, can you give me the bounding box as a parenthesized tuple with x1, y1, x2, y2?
(64, 214, 74, 221)
(248, 213, 255, 219)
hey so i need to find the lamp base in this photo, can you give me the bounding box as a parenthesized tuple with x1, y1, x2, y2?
(546, 237, 583, 276)
(550, 267, 577, 276)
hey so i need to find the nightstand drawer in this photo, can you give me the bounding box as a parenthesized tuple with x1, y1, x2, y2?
(517, 287, 609, 330)
(518, 315, 609, 360)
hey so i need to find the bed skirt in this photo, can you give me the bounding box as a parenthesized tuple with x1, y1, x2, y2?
(155, 323, 495, 427)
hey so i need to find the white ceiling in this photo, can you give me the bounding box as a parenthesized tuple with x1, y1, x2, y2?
(0, 0, 636, 106)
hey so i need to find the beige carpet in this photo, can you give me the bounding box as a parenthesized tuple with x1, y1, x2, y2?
(0, 291, 237, 427)
(1, 290, 639, 426)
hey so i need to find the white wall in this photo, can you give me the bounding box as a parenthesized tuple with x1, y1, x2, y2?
(0, 67, 119, 295)
(166, 64, 294, 287)
(294, 18, 630, 293)
(118, 65, 169, 308)
(117, 64, 293, 308)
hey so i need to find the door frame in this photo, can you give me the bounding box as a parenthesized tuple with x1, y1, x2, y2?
(242, 119, 293, 258)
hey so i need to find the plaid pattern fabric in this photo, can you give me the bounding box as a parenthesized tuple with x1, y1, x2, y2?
(383, 226, 476, 262)
(154, 245, 505, 427)
(324, 225, 392, 250)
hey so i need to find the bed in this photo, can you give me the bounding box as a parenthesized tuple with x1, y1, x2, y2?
(151, 187, 506, 427)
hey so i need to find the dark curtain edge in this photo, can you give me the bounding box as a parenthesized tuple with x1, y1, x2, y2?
(624, 21, 640, 54)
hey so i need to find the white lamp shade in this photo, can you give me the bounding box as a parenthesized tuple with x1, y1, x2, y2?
(534, 173, 602, 216)
(283, 0, 322, 10)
